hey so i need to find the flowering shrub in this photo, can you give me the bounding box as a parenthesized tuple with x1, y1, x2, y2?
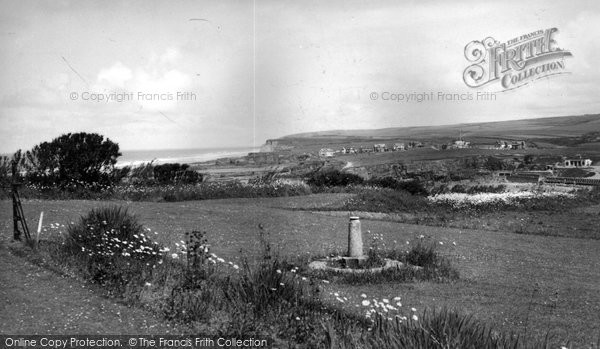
(66, 206, 161, 290)
(428, 191, 576, 211)
(66, 206, 160, 258)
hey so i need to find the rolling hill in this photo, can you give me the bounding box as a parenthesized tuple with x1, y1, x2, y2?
(278, 113, 600, 142)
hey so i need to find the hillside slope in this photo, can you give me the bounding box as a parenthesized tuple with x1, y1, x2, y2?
(279, 114, 600, 142)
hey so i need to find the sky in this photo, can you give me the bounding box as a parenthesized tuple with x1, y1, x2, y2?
(1, 0, 599, 153)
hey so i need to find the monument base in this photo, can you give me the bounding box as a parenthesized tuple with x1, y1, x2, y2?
(308, 256, 419, 274)
(341, 255, 368, 269)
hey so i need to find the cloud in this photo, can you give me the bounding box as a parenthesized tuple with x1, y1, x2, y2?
(159, 47, 180, 65)
(133, 68, 190, 93)
(97, 62, 132, 88)
(96, 48, 191, 94)
(91, 48, 192, 111)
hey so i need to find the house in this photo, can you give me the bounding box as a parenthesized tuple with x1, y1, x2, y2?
(340, 147, 357, 154)
(373, 144, 387, 152)
(494, 140, 526, 149)
(318, 148, 335, 157)
(392, 143, 406, 151)
(494, 141, 509, 149)
(406, 141, 424, 149)
(510, 141, 526, 150)
(547, 156, 593, 169)
(450, 130, 470, 149)
(452, 139, 470, 149)
(563, 158, 593, 167)
(495, 171, 512, 177)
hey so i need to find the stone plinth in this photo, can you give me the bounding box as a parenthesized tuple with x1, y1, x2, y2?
(347, 216, 364, 258)
(341, 255, 368, 268)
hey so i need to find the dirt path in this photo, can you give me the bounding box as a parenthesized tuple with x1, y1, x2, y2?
(0, 239, 184, 335)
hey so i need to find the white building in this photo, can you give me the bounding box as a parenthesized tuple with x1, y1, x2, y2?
(373, 144, 387, 152)
(392, 143, 406, 151)
(563, 158, 593, 167)
(319, 148, 335, 157)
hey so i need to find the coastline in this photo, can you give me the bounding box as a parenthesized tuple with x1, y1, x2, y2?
(115, 147, 261, 168)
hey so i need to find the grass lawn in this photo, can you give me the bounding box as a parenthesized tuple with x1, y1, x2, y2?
(1, 194, 599, 346)
(0, 240, 189, 335)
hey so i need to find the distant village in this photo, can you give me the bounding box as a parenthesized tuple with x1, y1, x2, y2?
(259, 136, 595, 178)
(318, 137, 527, 157)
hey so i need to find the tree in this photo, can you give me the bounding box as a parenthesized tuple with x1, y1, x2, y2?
(24, 132, 121, 187)
(1, 150, 26, 185)
(0, 155, 10, 186)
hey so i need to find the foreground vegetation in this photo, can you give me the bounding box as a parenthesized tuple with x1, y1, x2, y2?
(3, 196, 599, 347)
(22, 205, 586, 348)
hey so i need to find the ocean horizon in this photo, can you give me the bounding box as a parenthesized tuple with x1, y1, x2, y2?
(116, 146, 260, 167)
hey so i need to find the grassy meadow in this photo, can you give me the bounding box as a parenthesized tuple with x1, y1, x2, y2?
(2, 193, 599, 347)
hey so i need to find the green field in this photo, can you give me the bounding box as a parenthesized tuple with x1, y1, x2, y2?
(2, 194, 599, 346)
(335, 146, 600, 167)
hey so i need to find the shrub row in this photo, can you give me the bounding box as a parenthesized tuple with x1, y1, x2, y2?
(6, 180, 312, 201)
(342, 188, 431, 213)
(306, 169, 428, 196)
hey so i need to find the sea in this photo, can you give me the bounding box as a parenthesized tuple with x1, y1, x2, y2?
(116, 147, 260, 168)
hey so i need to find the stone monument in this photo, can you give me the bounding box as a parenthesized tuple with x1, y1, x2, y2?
(344, 216, 367, 268)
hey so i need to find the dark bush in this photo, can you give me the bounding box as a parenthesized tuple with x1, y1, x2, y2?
(450, 184, 467, 193)
(366, 177, 428, 195)
(398, 180, 427, 196)
(466, 184, 506, 194)
(306, 169, 364, 187)
(154, 163, 203, 184)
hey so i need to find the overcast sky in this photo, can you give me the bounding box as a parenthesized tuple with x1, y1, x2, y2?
(1, 0, 599, 153)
